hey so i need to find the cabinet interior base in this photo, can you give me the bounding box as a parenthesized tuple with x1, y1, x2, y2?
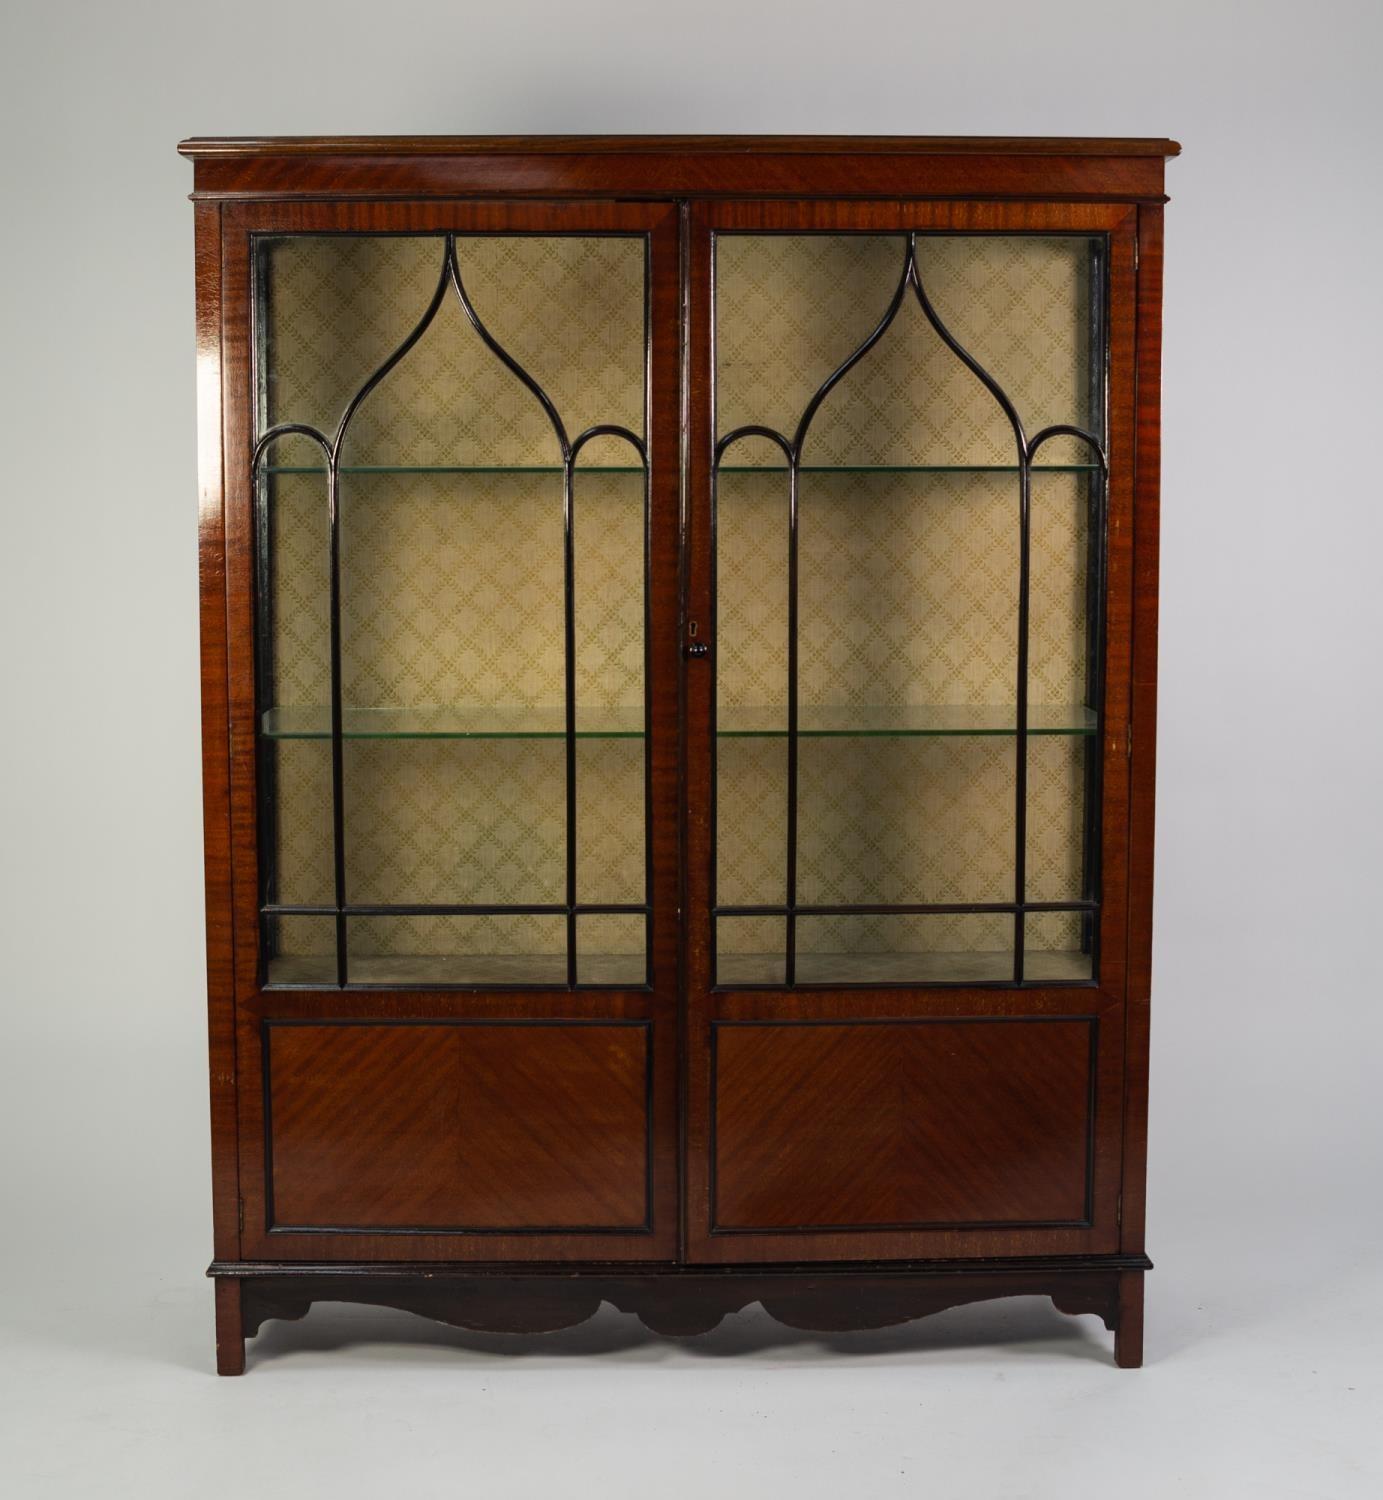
(266, 948, 1093, 988)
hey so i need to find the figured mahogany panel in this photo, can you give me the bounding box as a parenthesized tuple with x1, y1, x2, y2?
(266, 1021, 650, 1231)
(1121, 203, 1166, 1257)
(712, 1018, 1094, 1231)
(194, 200, 239, 1261)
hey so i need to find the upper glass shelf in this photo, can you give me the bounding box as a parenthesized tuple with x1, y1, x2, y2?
(262, 704, 1096, 741)
(262, 465, 639, 476)
(720, 464, 1099, 475)
(262, 463, 1099, 477)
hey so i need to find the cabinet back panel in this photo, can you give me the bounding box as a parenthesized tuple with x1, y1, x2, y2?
(265, 1021, 650, 1232)
(712, 1018, 1093, 1232)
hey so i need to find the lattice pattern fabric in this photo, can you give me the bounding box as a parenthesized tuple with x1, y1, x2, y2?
(713, 235, 1097, 957)
(714, 234, 1094, 465)
(259, 231, 1096, 966)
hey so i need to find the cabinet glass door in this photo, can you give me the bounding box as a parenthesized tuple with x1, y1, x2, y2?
(713, 232, 1106, 986)
(253, 233, 650, 987)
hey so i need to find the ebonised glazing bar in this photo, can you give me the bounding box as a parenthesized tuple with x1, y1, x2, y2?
(252, 234, 650, 991)
(710, 234, 1107, 990)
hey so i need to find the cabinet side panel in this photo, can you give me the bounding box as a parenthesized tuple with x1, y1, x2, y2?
(196, 201, 240, 1260)
(219, 215, 262, 1006)
(1122, 205, 1164, 1254)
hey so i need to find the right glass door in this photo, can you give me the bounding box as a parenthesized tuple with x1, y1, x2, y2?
(712, 229, 1107, 988)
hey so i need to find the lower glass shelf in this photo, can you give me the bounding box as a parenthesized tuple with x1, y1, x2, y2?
(719, 705, 1096, 737)
(262, 706, 645, 740)
(266, 951, 647, 987)
(261, 704, 1096, 740)
(263, 463, 1098, 476)
(716, 949, 1092, 985)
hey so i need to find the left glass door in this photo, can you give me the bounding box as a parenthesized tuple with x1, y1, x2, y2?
(253, 231, 651, 989)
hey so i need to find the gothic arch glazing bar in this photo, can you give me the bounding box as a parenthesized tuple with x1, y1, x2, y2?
(252, 232, 651, 988)
(711, 228, 1109, 986)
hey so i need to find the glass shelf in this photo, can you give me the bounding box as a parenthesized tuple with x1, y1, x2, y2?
(262, 705, 646, 740)
(262, 463, 1098, 477)
(263, 465, 643, 476)
(267, 952, 647, 988)
(720, 464, 1098, 475)
(718, 704, 1096, 737)
(716, 949, 1091, 985)
(262, 704, 1095, 741)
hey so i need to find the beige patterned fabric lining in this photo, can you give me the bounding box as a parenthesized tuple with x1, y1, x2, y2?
(714, 235, 1096, 961)
(261, 232, 1096, 971)
(263, 237, 646, 961)
(715, 234, 1093, 465)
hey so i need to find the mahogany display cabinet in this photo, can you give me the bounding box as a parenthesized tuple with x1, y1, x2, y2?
(181, 135, 1176, 1374)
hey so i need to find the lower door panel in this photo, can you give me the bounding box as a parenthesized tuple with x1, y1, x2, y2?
(237, 1003, 677, 1262)
(713, 1017, 1093, 1232)
(689, 993, 1125, 1263)
(267, 1021, 650, 1233)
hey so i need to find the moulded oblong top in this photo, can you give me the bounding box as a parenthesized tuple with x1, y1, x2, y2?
(177, 134, 1182, 159)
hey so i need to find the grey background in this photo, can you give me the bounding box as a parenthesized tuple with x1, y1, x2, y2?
(2, 1, 1379, 1494)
